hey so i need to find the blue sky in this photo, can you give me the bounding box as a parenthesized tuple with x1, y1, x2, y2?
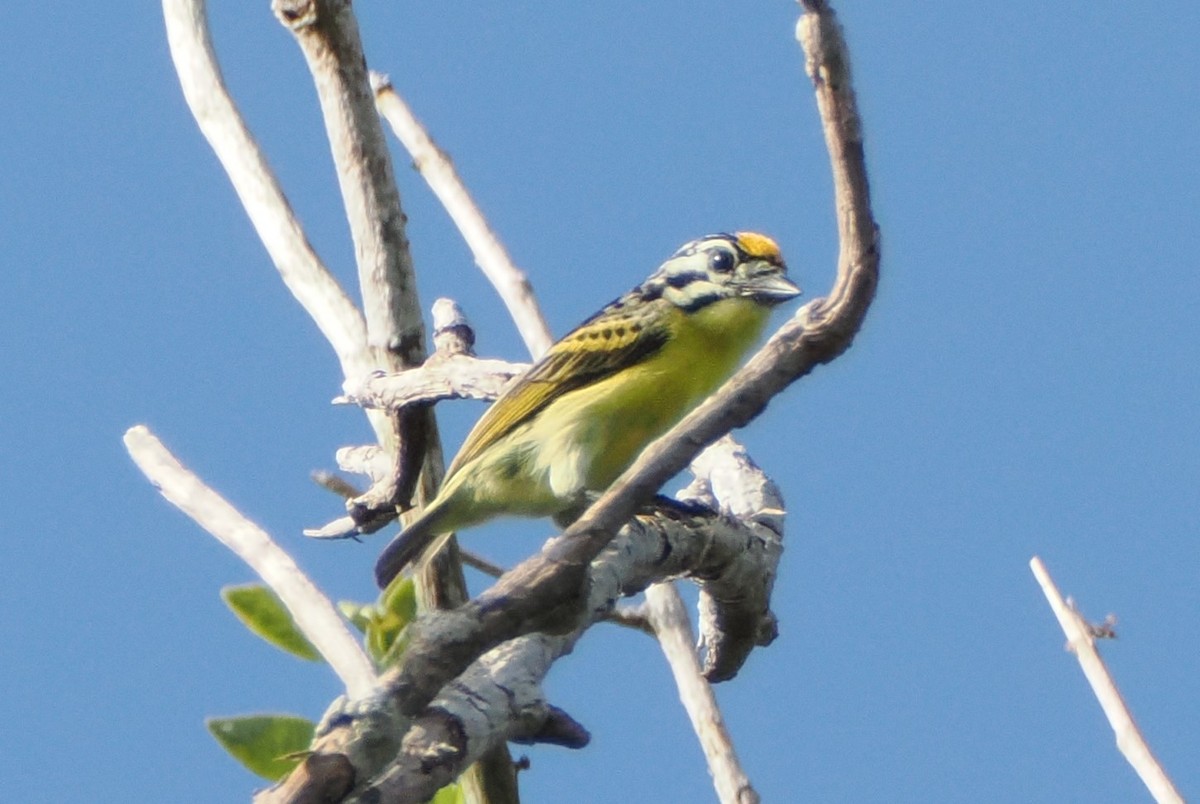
(3, 3, 1198, 801)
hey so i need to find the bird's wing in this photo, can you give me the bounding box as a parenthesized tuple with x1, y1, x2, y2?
(446, 298, 671, 476)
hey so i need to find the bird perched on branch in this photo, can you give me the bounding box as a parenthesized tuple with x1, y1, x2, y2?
(375, 232, 800, 588)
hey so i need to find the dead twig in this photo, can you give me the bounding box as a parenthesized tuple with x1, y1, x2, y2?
(1030, 557, 1183, 804)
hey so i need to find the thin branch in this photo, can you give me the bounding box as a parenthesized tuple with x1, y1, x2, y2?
(796, 3, 878, 325)
(645, 583, 759, 804)
(312, 470, 363, 500)
(604, 603, 656, 636)
(458, 550, 506, 580)
(161, 0, 370, 378)
(271, 0, 424, 367)
(266, 7, 456, 616)
(458, 549, 657, 636)
(372, 73, 554, 359)
(337, 356, 527, 411)
(124, 425, 376, 699)
(160, 0, 412, 454)
(269, 1, 445, 550)
(1029, 557, 1183, 804)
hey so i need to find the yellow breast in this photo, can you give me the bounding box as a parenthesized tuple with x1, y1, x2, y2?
(529, 296, 770, 491)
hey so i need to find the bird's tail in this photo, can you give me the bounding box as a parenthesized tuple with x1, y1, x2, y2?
(374, 505, 453, 589)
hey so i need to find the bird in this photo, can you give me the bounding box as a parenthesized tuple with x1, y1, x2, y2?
(374, 232, 800, 588)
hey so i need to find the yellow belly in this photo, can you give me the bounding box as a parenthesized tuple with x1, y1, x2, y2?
(530, 296, 769, 491)
(433, 296, 770, 530)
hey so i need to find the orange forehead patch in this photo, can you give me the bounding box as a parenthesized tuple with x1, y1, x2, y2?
(734, 231, 782, 262)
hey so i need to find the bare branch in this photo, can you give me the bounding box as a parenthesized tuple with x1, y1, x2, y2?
(259, 6, 493, 706)
(306, 446, 400, 539)
(458, 550, 506, 580)
(797, 4, 879, 322)
(330, 497, 773, 802)
(123, 425, 376, 699)
(337, 298, 525, 422)
(1029, 557, 1184, 804)
(351, 636, 587, 803)
(161, 0, 370, 377)
(604, 604, 656, 636)
(164, 0, 519, 797)
(261, 463, 778, 801)
(335, 445, 393, 485)
(645, 583, 759, 804)
(308, 301, 526, 542)
(372, 73, 555, 359)
(682, 437, 784, 681)
(312, 470, 363, 500)
(429, 298, 476, 357)
(457, 549, 657, 637)
(271, 0, 424, 368)
(337, 357, 527, 412)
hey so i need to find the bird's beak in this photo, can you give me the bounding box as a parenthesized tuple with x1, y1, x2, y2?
(742, 272, 802, 305)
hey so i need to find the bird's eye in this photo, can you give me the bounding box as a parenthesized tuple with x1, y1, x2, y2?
(708, 249, 735, 274)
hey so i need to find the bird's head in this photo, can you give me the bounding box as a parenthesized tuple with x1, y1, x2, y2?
(648, 232, 802, 312)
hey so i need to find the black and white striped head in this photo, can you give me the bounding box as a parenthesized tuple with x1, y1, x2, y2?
(639, 232, 801, 312)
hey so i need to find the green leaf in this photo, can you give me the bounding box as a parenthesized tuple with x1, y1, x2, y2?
(359, 576, 418, 667)
(365, 614, 390, 666)
(381, 575, 418, 625)
(207, 714, 315, 781)
(430, 782, 467, 804)
(337, 599, 372, 634)
(376, 622, 412, 669)
(221, 584, 321, 662)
